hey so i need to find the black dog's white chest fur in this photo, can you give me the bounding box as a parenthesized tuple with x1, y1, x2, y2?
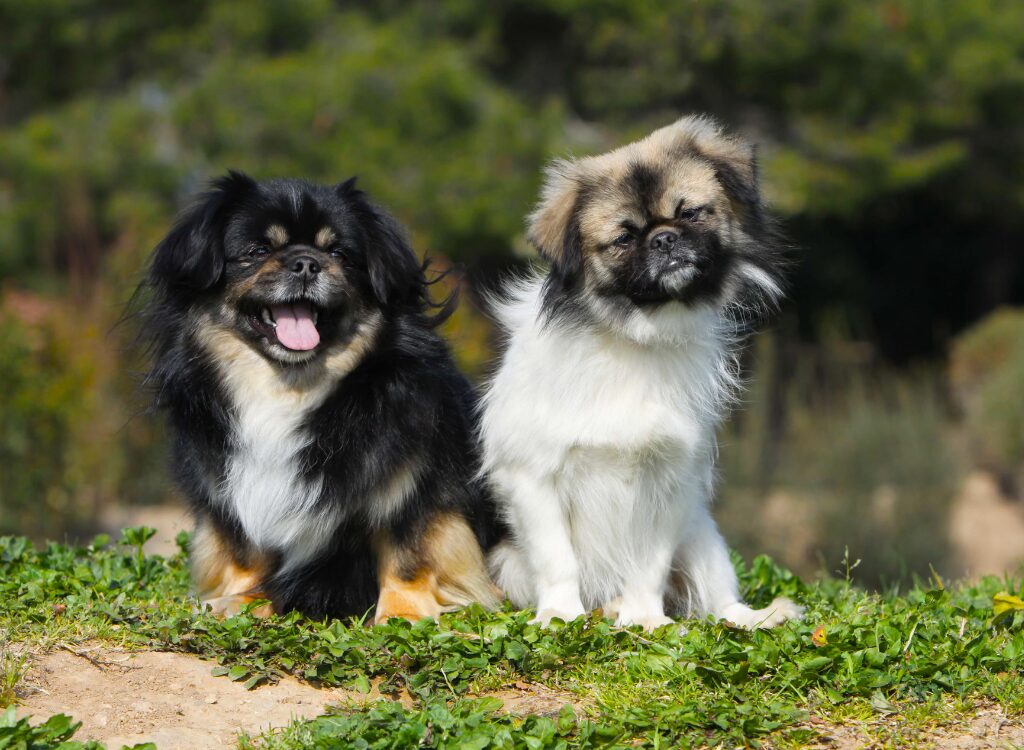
(200, 315, 381, 570)
(217, 359, 336, 570)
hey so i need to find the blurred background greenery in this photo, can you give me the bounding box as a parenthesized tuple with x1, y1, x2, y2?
(1, 0, 1022, 587)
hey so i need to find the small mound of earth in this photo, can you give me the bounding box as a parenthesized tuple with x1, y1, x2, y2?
(17, 648, 361, 749)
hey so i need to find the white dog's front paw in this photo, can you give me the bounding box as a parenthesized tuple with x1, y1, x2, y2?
(532, 607, 586, 627)
(720, 597, 803, 629)
(615, 612, 675, 631)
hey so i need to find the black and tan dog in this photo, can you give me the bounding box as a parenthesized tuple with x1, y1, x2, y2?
(142, 172, 500, 622)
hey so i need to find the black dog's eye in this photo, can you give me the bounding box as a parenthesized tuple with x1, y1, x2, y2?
(612, 232, 632, 248)
(248, 245, 271, 258)
(328, 245, 345, 259)
(679, 206, 704, 221)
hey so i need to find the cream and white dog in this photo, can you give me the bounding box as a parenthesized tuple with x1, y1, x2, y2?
(481, 116, 802, 630)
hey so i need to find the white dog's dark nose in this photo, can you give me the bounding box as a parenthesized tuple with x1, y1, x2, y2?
(649, 230, 679, 253)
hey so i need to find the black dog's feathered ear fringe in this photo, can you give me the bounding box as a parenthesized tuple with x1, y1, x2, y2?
(419, 256, 461, 328)
(128, 170, 257, 403)
(340, 181, 458, 328)
(149, 170, 257, 295)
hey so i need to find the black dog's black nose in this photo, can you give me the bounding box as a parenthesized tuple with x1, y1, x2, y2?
(291, 255, 321, 278)
(649, 230, 678, 252)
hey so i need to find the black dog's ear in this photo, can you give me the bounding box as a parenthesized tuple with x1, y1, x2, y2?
(335, 175, 359, 196)
(150, 170, 257, 293)
(365, 209, 424, 307)
(340, 180, 424, 308)
(527, 159, 586, 281)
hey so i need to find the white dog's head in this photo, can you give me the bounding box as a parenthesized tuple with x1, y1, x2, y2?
(528, 116, 786, 341)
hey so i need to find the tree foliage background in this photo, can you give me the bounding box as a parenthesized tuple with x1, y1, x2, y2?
(1, 0, 1022, 583)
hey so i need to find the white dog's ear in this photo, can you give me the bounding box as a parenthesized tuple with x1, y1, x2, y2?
(527, 159, 585, 277)
(677, 118, 762, 215)
(707, 141, 761, 216)
(666, 117, 783, 306)
(660, 116, 762, 218)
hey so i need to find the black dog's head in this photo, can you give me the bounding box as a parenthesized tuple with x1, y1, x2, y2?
(528, 116, 785, 329)
(149, 172, 429, 364)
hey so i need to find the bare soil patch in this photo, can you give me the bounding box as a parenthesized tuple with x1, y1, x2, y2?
(16, 648, 359, 749)
(485, 680, 589, 717)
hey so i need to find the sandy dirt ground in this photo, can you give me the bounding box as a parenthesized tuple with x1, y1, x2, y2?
(16, 648, 358, 748)
(800, 707, 1024, 750)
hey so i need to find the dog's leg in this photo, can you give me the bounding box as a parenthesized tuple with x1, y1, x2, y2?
(494, 467, 585, 626)
(374, 569, 446, 624)
(373, 528, 442, 624)
(423, 513, 502, 612)
(613, 533, 676, 631)
(191, 519, 273, 618)
(488, 539, 533, 608)
(672, 504, 801, 629)
(373, 514, 499, 624)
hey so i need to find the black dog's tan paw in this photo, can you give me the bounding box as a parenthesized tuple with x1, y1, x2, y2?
(201, 595, 273, 619)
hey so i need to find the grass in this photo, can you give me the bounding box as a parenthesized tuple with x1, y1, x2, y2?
(2, 529, 1023, 749)
(0, 645, 26, 709)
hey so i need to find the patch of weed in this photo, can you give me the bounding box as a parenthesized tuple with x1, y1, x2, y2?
(0, 641, 27, 708)
(241, 699, 620, 750)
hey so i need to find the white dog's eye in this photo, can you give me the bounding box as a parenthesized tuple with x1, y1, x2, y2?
(679, 206, 703, 221)
(612, 232, 632, 248)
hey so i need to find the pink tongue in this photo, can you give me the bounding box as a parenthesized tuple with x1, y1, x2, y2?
(271, 302, 320, 351)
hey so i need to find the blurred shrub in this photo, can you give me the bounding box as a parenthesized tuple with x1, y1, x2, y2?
(0, 296, 97, 536)
(0, 293, 163, 538)
(805, 375, 958, 585)
(950, 307, 1024, 494)
(719, 337, 959, 587)
(0, 7, 563, 289)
